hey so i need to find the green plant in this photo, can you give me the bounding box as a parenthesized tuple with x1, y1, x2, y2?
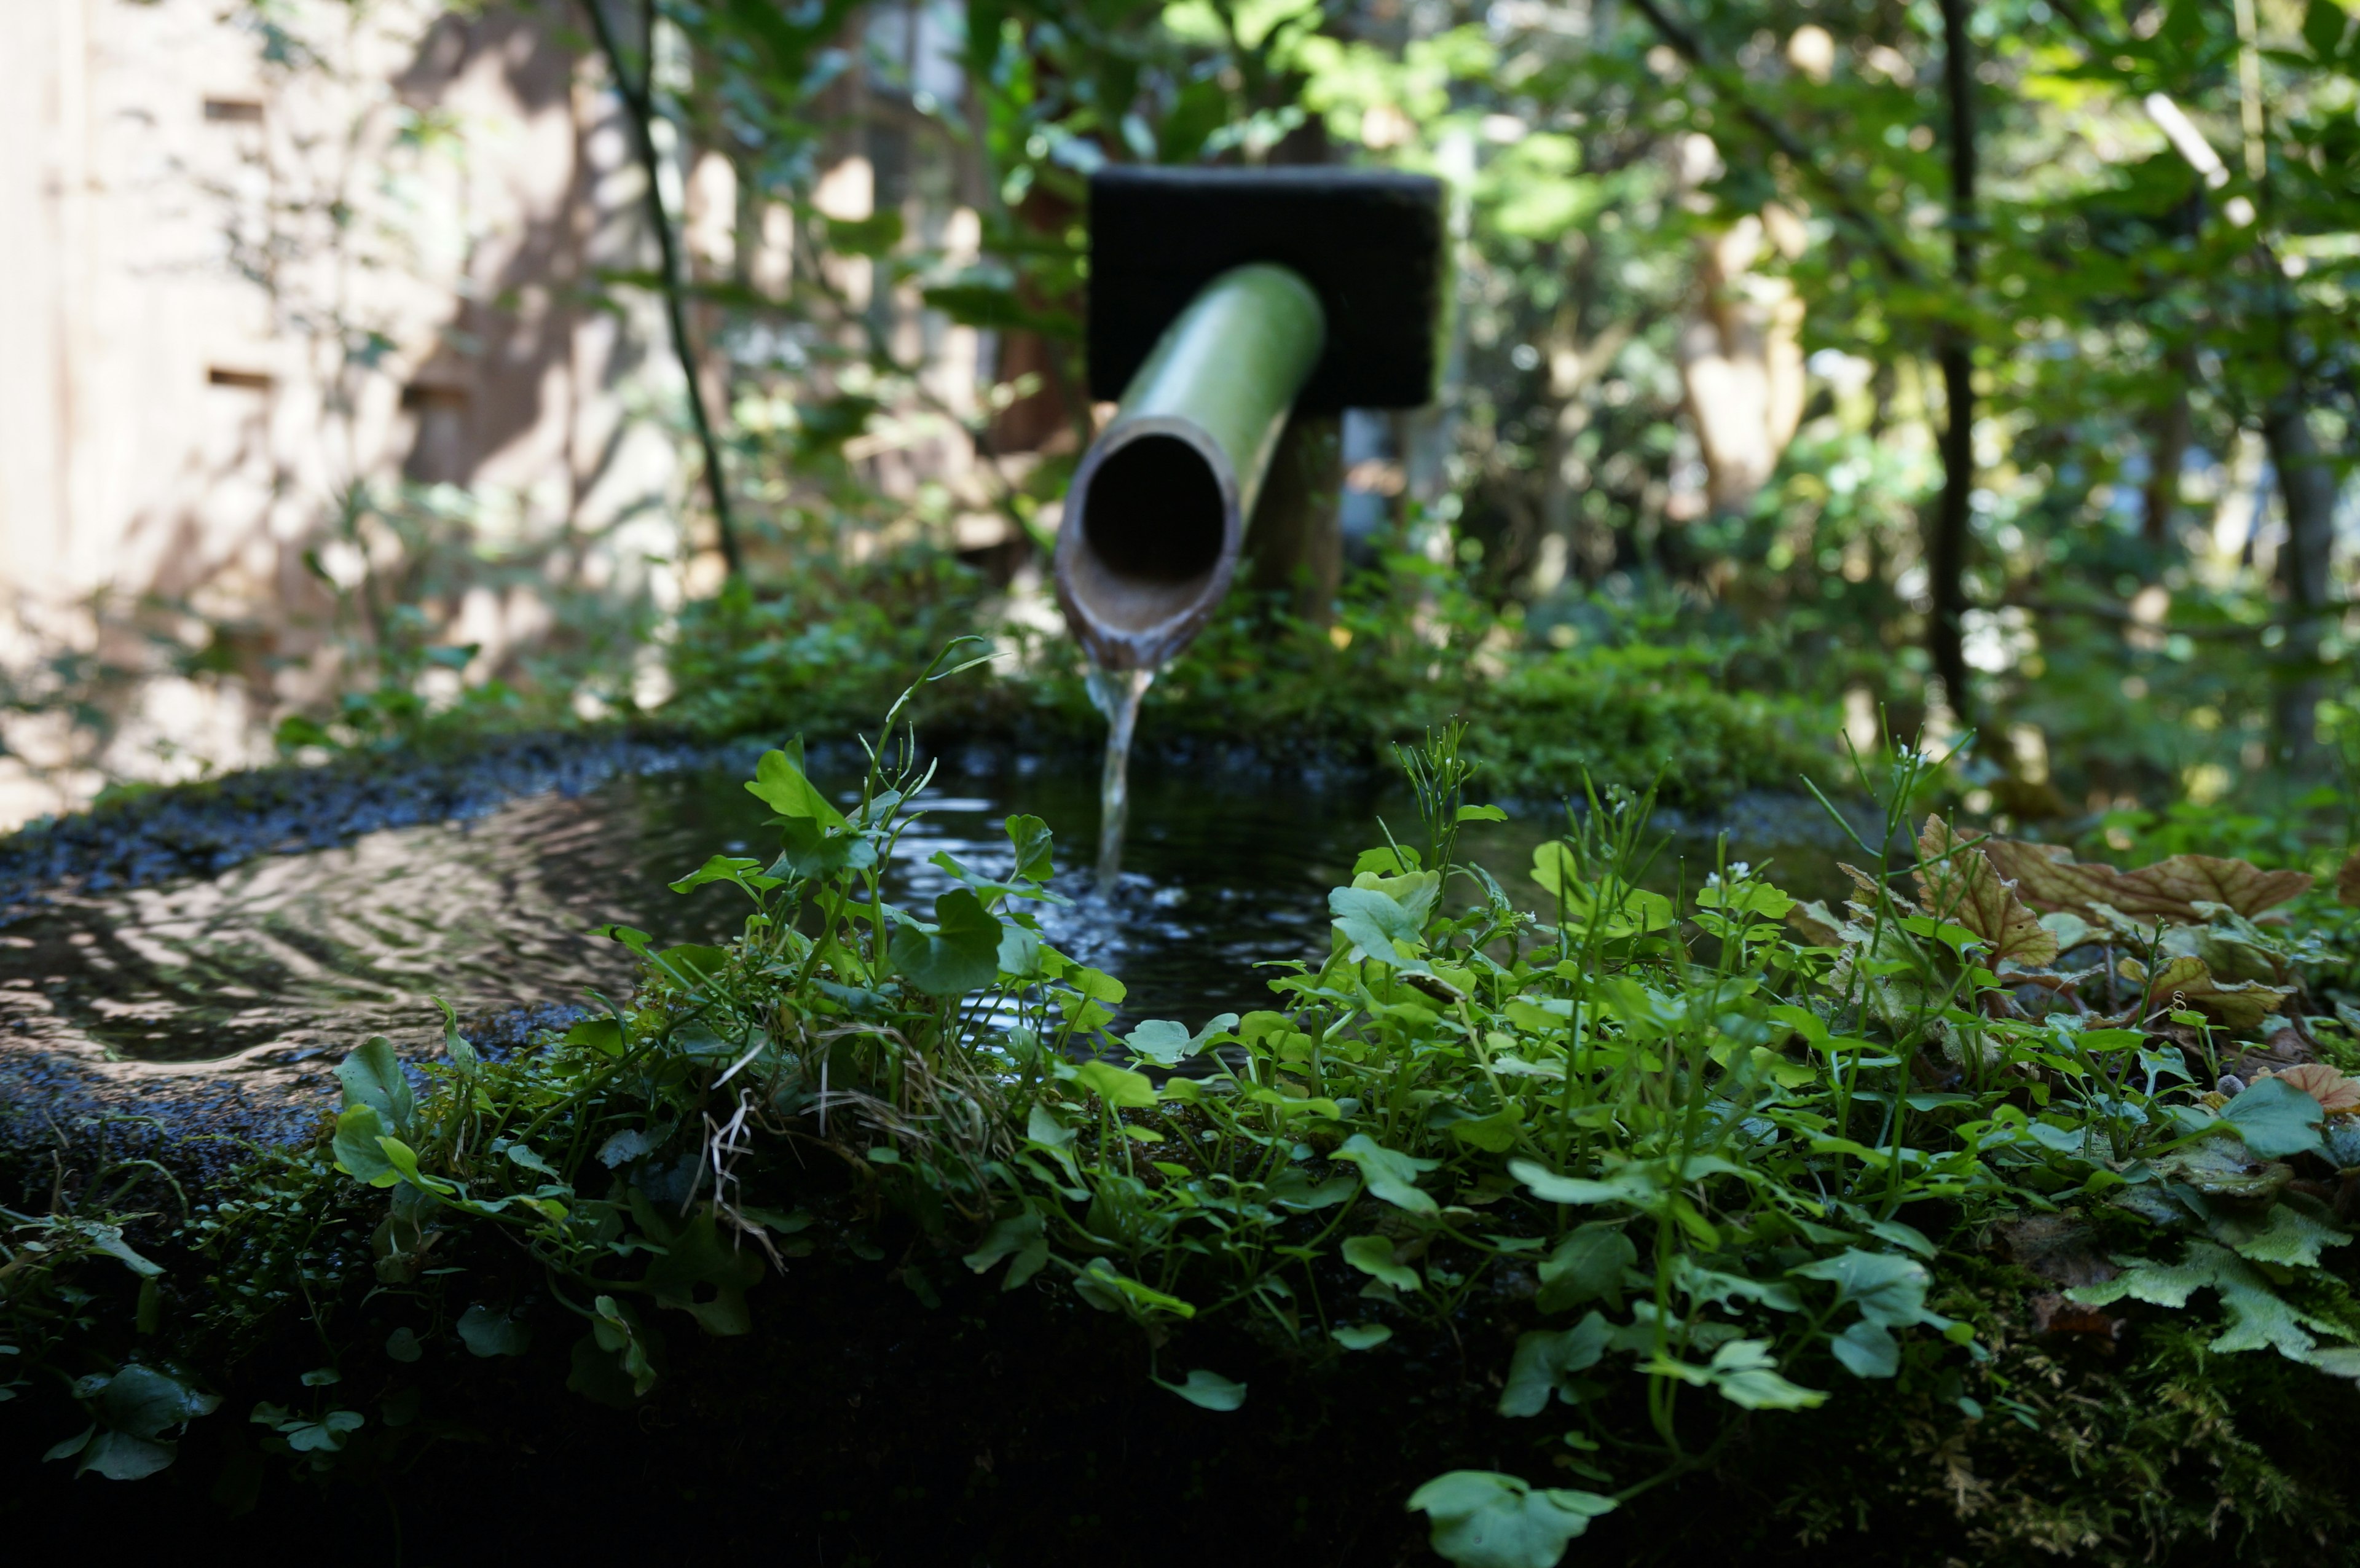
(9, 656, 2360, 1568)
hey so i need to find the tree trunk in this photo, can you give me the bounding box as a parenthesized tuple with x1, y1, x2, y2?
(1928, 0, 1978, 725)
(2262, 396, 2337, 763)
(2141, 373, 2191, 553)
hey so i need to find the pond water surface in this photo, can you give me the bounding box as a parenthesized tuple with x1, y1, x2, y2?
(0, 754, 1854, 1089)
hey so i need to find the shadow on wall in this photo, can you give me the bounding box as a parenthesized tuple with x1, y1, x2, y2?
(12, 6, 678, 816)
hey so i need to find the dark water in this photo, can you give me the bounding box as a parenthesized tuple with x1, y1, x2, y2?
(0, 756, 1852, 1078)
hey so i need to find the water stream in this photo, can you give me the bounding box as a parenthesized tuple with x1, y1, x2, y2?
(1085, 664, 1159, 893)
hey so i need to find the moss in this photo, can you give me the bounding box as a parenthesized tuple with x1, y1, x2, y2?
(662, 556, 1828, 805)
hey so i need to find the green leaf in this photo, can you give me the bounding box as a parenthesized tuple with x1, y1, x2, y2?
(1331, 885, 1425, 965)
(1342, 1234, 1422, 1292)
(669, 853, 770, 895)
(1679, 1338, 1827, 1411)
(1831, 1319, 1900, 1378)
(823, 208, 903, 257)
(1071, 1257, 1195, 1320)
(1122, 1013, 1239, 1067)
(331, 1105, 399, 1187)
(568, 1017, 627, 1057)
(1790, 1249, 1947, 1330)
(1457, 804, 1508, 823)
(1498, 1312, 1612, 1416)
(336, 1037, 414, 1137)
(2075, 1239, 2347, 1360)
(1354, 845, 1422, 876)
(963, 1211, 1050, 1290)
(1123, 1019, 1193, 1065)
(41, 1425, 93, 1464)
(2303, 0, 2349, 60)
(456, 1304, 531, 1358)
(745, 745, 846, 829)
(1531, 846, 1675, 933)
(431, 995, 478, 1073)
(1332, 1134, 1442, 1215)
(1536, 1223, 1636, 1313)
(1408, 1471, 1616, 1568)
(1026, 1103, 1076, 1149)
(1447, 1104, 1526, 1153)
(385, 1327, 423, 1364)
(77, 1431, 179, 1480)
(1333, 1323, 1394, 1350)
(1508, 1158, 1658, 1208)
(653, 944, 733, 994)
(889, 889, 1004, 996)
(1005, 815, 1055, 882)
(98, 1366, 219, 1440)
(2222, 1077, 2328, 1159)
(1070, 1059, 1158, 1110)
(373, 1135, 457, 1196)
(505, 1143, 559, 1179)
(773, 815, 876, 880)
(1157, 1368, 1246, 1411)
(2227, 1202, 2354, 1268)
(641, 1212, 765, 1335)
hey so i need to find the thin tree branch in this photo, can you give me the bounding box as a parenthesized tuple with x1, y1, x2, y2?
(581, 0, 742, 577)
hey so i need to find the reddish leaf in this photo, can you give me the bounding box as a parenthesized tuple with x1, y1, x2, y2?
(1984, 841, 2311, 925)
(2120, 954, 2294, 1030)
(1912, 816, 2058, 967)
(2262, 1064, 2360, 1115)
(2029, 1290, 2123, 1350)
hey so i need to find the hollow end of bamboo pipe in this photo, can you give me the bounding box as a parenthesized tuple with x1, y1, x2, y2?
(1055, 263, 1325, 672)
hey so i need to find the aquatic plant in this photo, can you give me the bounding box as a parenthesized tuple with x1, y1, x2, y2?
(7, 650, 2360, 1564)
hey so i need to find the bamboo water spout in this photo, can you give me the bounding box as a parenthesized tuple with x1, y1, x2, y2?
(1053, 264, 1326, 672)
(1056, 167, 1444, 888)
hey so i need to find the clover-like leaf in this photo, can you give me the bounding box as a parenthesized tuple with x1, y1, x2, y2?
(1498, 1312, 1611, 1417)
(641, 1210, 764, 1336)
(1408, 1470, 1616, 1568)
(1342, 1234, 1422, 1292)
(1332, 1134, 1441, 1215)
(2220, 1076, 2328, 1159)
(1331, 885, 1424, 965)
(335, 1037, 414, 1138)
(456, 1304, 532, 1358)
(1157, 1368, 1246, 1411)
(889, 888, 1005, 997)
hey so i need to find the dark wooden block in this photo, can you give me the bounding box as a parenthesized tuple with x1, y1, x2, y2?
(1087, 166, 1447, 411)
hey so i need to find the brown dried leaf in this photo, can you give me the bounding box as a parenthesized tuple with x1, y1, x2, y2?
(2338, 851, 2360, 909)
(1838, 862, 1919, 917)
(1985, 841, 2311, 925)
(1995, 1215, 2119, 1289)
(1980, 839, 2130, 917)
(2260, 1063, 2360, 1115)
(2121, 954, 2294, 1031)
(2120, 855, 2312, 920)
(1784, 899, 1846, 947)
(2028, 1290, 2124, 1350)
(1912, 816, 2058, 968)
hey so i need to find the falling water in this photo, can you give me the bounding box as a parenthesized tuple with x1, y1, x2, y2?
(1086, 663, 1158, 894)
